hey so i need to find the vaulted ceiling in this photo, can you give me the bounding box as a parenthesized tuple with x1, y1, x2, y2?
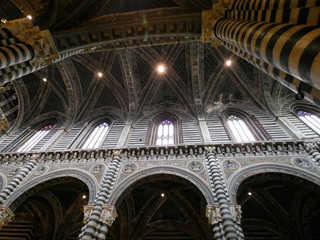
(1, 0, 272, 128)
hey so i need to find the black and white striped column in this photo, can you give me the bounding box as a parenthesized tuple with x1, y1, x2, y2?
(79, 151, 121, 240)
(205, 147, 243, 240)
(207, 0, 320, 91)
(0, 159, 37, 204)
(309, 148, 320, 167)
(0, 43, 34, 69)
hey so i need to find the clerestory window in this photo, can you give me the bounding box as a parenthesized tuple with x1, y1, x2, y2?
(81, 122, 109, 149)
(297, 111, 320, 135)
(156, 120, 174, 146)
(17, 125, 53, 152)
(227, 115, 255, 142)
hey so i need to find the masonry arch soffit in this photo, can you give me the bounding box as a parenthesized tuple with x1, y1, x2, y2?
(228, 163, 320, 204)
(4, 168, 99, 209)
(109, 166, 214, 206)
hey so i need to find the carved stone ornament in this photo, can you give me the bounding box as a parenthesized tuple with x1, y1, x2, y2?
(3, 18, 59, 66)
(112, 150, 122, 159)
(100, 205, 118, 226)
(83, 205, 94, 223)
(229, 204, 242, 224)
(292, 157, 312, 169)
(188, 161, 204, 172)
(91, 164, 105, 174)
(223, 159, 240, 170)
(201, 0, 233, 43)
(0, 117, 9, 136)
(34, 165, 48, 176)
(0, 207, 14, 228)
(206, 205, 222, 225)
(122, 163, 137, 174)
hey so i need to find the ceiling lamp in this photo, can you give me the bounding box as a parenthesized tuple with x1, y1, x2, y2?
(157, 64, 166, 74)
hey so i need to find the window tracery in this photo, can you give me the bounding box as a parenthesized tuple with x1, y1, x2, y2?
(156, 120, 174, 145)
(81, 122, 109, 149)
(17, 125, 53, 152)
(227, 115, 255, 142)
(297, 111, 320, 135)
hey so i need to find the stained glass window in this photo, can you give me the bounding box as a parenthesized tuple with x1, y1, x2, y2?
(156, 120, 174, 145)
(17, 125, 53, 152)
(82, 122, 109, 149)
(297, 111, 320, 135)
(227, 115, 255, 142)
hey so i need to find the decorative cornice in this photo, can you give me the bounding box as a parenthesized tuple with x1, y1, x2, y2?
(0, 141, 317, 164)
(52, 13, 201, 54)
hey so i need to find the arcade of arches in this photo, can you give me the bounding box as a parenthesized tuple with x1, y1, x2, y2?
(0, 0, 320, 239)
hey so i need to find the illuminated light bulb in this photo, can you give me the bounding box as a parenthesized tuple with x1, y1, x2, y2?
(157, 64, 165, 73)
(248, 192, 252, 196)
(42, 78, 47, 82)
(161, 193, 165, 197)
(27, 15, 32, 20)
(226, 60, 232, 66)
(82, 195, 86, 199)
(98, 72, 103, 77)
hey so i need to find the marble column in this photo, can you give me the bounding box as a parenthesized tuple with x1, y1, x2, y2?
(79, 150, 122, 240)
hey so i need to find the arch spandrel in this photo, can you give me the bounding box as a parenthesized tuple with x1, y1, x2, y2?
(4, 168, 99, 210)
(109, 166, 215, 206)
(227, 163, 320, 204)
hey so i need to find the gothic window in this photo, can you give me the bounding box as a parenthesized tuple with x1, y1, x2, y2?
(227, 115, 256, 142)
(81, 122, 109, 149)
(297, 111, 320, 135)
(156, 120, 174, 145)
(17, 125, 53, 152)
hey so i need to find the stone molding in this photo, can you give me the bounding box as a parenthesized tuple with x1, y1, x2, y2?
(0, 206, 14, 228)
(0, 141, 316, 165)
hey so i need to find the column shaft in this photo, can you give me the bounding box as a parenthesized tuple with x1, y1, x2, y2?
(206, 152, 242, 240)
(232, 0, 318, 10)
(0, 160, 37, 204)
(0, 44, 34, 69)
(80, 154, 121, 240)
(214, 17, 320, 88)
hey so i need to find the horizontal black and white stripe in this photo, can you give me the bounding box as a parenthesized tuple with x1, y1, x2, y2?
(0, 160, 37, 204)
(79, 155, 121, 239)
(206, 153, 242, 240)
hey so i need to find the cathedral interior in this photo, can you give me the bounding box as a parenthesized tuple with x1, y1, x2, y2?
(0, 0, 320, 239)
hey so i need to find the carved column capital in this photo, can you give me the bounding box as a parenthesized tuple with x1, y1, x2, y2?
(100, 205, 117, 226)
(112, 150, 122, 159)
(30, 153, 40, 163)
(229, 204, 242, 224)
(0, 206, 14, 228)
(206, 205, 222, 225)
(83, 204, 94, 223)
(3, 18, 59, 66)
(201, 0, 234, 44)
(205, 146, 216, 155)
